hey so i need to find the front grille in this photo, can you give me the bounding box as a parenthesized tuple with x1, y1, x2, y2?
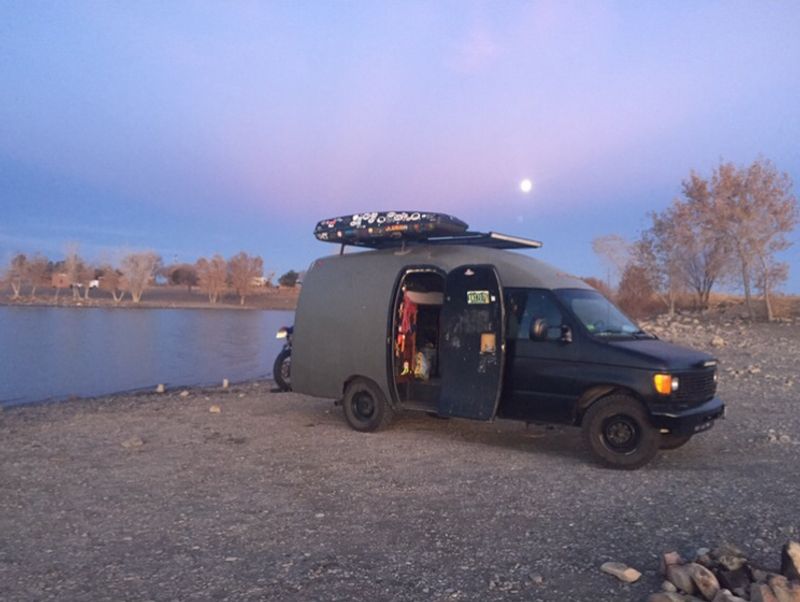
(674, 369, 717, 403)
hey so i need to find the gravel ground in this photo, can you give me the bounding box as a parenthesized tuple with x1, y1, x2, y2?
(1, 319, 799, 602)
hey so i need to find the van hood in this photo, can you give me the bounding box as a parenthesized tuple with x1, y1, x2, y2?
(602, 338, 716, 371)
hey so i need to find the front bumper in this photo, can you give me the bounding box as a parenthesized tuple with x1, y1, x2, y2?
(649, 397, 725, 435)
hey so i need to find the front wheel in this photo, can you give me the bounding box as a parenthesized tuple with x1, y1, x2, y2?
(582, 394, 659, 469)
(342, 378, 394, 432)
(273, 349, 291, 391)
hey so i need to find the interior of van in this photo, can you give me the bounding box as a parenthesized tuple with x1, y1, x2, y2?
(392, 269, 445, 409)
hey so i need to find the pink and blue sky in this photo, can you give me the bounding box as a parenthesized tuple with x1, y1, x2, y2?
(2, 1, 799, 290)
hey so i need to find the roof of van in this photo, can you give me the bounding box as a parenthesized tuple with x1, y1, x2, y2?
(321, 244, 592, 290)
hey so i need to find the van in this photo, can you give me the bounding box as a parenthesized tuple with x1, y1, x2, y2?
(289, 212, 725, 469)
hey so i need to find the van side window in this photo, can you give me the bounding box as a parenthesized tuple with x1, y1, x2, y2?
(505, 289, 563, 340)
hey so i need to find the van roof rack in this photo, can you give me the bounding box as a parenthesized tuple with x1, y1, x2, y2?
(342, 231, 543, 251)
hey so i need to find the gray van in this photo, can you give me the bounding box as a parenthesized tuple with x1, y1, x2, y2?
(289, 217, 724, 469)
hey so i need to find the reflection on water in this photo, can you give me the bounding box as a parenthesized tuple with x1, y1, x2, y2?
(0, 307, 294, 406)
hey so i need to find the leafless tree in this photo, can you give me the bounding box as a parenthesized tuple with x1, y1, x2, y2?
(228, 252, 264, 305)
(196, 255, 228, 303)
(98, 264, 126, 303)
(6, 254, 27, 298)
(708, 159, 798, 320)
(26, 255, 50, 298)
(64, 244, 83, 300)
(591, 234, 631, 291)
(616, 263, 657, 318)
(635, 208, 689, 316)
(120, 252, 161, 303)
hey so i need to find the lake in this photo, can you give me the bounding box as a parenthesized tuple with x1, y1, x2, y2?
(0, 306, 294, 407)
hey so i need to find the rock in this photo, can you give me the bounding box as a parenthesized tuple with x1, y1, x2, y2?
(662, 551, 685, 575)
(751, 583, 779, 602)
(179, 390, 190, 397)
(649, 594, 688, 602)
(712, 590, 748, 602)
(781, 541, 800, 581)
(713, 543, 747, 571)
(222, 378, 229, 389)
(718, 567, 751, 593)
(121, 436, 143, 448)
(768, 575, 800, 602)
(667, 564, 697, 594)
(687, 562, 720, 600)
(711, 336, 726, 348)
(600, 561, 642, 583)
(663, 580, 678, 593)
(155, 383, 165, 393)
(209, 405, 221, 414)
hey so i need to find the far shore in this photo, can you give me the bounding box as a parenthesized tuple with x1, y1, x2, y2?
(0, 285, 300, 311)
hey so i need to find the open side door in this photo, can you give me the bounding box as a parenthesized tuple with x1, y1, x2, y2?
(437, 265, 504, 420)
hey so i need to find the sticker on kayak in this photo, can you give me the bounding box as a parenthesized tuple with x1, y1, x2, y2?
(467, 290, 491, 304)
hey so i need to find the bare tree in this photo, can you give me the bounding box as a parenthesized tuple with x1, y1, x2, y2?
(591, 234, 631, 291)
(120, 252, 161, 303)
(6, 254, 27, 298)
(196, 255, 228, 303)
(228, 252, 264, 305)
(709, 159, 798, 320)
(27, 255, 50, 298)
(616, 263, 657, 318)
(635, 207, 688, 316)
(98, 264, 126, 303)
(671, 182, 732, 309)
(64, 244, 83, 300)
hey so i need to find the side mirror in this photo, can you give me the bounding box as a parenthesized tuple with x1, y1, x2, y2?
(530, 318, 548, 341)
(560, 324, 573, 344)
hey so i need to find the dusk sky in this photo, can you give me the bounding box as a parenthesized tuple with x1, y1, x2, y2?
(2, 2, 799, 290)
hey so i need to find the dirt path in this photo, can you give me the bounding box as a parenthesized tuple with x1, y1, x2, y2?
(1, 323, 799, 601)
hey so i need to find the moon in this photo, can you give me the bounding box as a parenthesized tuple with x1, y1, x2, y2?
(519, 178, 533, 193)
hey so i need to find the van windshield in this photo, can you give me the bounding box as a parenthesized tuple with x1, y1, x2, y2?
(556, 289, 646, 338)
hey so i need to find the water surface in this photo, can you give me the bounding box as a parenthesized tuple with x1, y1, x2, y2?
(0, 306, 293, 406)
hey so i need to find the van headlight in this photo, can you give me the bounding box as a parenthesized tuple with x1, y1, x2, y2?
(654, 374, 679, 395)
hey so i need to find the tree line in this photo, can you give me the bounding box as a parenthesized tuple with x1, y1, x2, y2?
(2, 248, 302, 305)
(592, 158, 798, 321)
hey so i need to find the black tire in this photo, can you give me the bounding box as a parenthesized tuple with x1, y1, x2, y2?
(582, 394, 659, 470)
(342, 378, 394, 432)
(660, 432, 693, 450)
(273, 349, 291, 391)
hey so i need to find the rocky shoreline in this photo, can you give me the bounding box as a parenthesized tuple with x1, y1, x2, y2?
(1, 318, 799, 601)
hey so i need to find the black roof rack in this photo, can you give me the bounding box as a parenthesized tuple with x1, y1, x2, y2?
(341, 231, 543, 251)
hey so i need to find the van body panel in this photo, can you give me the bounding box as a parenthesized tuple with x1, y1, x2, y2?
(292, 245, 591, 401)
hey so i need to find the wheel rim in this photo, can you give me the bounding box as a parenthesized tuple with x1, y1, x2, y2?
(352, 391, 376, 421)
(601, 414, 641, 454)
(280, 357, 291, 384)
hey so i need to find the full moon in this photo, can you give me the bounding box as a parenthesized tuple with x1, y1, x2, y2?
(519, 178, 533, 193)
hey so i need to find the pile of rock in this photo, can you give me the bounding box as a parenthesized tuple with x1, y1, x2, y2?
(647, 541, 800, 602)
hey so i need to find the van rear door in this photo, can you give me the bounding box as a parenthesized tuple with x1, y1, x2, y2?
(437, 265, 504, 420)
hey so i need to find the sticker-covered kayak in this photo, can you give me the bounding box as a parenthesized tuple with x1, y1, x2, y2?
(314, 211, 468, 245)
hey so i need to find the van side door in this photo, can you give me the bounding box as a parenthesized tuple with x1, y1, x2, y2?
(437, 265, 504, 421)
(500, 288, 579, 424)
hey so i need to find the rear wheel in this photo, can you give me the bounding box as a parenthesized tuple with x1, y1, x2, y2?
(273, 349, 291, 391)
(582, 394, 659, 469)
(660, 432, 693, 450)
(342, 378, 394, 432)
